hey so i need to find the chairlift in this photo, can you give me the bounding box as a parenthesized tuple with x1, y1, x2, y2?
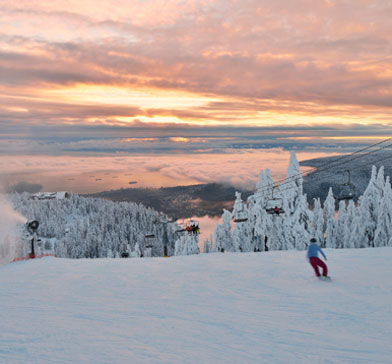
(174, 219, 200, 234)
(265, 186, 285, 215)
(265, 198, 285, 215)
(233, 203, 248, 223)
(186, 219, 200, 235)
(233, 213, 248, 223)
(336, 170, 356, 201)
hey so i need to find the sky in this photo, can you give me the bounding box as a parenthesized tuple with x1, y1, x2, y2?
(1, 0, 392, 190)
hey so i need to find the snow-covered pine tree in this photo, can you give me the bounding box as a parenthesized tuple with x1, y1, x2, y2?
(288, 194, 313, 250)
(130, 242, 141, 257)
(251, 205, 268, 251)
(249, 168, 278, 251)
(214, 209, 233, 252)
(282, 151, 303, 215)
(232, 192, 253, 252)
(323, 188, 336, 248)
(342, 200, 356, 249)
(279, 152, 309, 250)
(354, 166, 382, 248)
(174, 234, 199, 255)
(203, 237, 213, 253)
(374, 176, 392, 247)
(334, 201, 348, 249)
(312, 198, 324, 244)
(247, 171, 271, 251)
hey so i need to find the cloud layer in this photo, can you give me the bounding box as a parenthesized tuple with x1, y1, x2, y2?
(0, 149, 338, 194)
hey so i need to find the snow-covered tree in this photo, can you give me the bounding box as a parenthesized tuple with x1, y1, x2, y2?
(323, 188, 336, 248)
(374, 176, 392, 247)
(174, 234, 199, 256)
(312, 198, 324, 243)
(342, 200, 356, 249)
(203, 238, 213, 253)
(232, 192, 253, 252)
(9, 193, 179, 259)
(214, 209, 234, 252)
(282, 151, 303, 215)
(288, 194, 313, 250)
(354, 166, 381, 248)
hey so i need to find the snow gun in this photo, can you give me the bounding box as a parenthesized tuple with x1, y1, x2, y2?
(11, 220, 56, 263)
(26, 220, 39, 258)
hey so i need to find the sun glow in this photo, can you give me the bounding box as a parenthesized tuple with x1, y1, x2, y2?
(169, 137, 190, 143)
(45, 85, 220, 109)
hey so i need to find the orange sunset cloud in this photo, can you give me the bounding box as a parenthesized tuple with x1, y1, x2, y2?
(0, 0, 391, 134)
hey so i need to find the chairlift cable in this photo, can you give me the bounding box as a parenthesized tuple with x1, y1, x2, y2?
(272, 150, 392, 197)
(309, 137, 392, 174)
(339, 153, 392, 174)
(253, 137, 392, 196)
(295, 142, 392, 189)
(302, 146, 392, 186)
(312, 141, 392, 175)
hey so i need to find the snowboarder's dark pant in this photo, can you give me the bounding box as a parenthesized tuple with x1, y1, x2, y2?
(309, 257, 328, 277)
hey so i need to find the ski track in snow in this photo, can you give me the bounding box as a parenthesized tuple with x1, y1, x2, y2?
(1, 248, 391, 364)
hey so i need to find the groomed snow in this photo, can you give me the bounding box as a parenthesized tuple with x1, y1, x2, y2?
(1, 248, 391, 364)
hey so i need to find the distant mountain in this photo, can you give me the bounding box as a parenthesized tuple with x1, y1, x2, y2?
(6, 181, 43, 193)
(85, 183, 252, 219)
(301, 151, 392, 204)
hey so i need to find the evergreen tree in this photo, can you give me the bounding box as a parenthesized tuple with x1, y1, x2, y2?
(174, 234, 199, 255)
(323, 188, 336, 248)
(374, 176, 392, 247)
(312, 198, 324, 243)
(232, 192, 253, 252)
(355, 166, 381, 248)
(342, 200, 356, 249)
(214, 210, 233, 252)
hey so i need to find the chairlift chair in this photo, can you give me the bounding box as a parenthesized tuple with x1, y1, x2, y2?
(186, 219, 200, 235)
(233, 213, 248, 223)
(233, 203, 248, 223)
(336, 170, 356, 201)
(265, 198, 285, 215)
(337, 184, 356, 201)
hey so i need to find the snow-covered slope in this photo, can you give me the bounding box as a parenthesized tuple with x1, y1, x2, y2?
(1, 248, 391, 364)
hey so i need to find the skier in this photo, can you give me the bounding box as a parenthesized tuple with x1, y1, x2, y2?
(307, 238, 330, 280)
